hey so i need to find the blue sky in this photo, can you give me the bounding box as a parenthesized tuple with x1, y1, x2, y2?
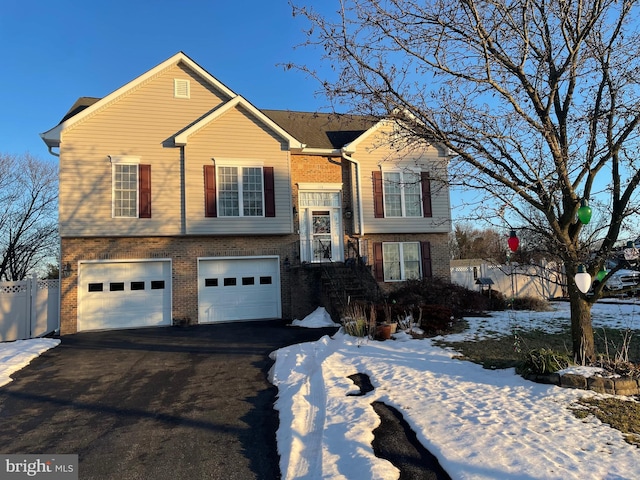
(0, 0, 482, 225)
(1, 0, 332, 158)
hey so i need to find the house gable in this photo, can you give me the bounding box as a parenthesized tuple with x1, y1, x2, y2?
(345, 121, 451, 235)
(183, 103, 294, 235)
(40, 51, 237, 149)
(175, 97, 305, 150)
(54, 59, 241, 237)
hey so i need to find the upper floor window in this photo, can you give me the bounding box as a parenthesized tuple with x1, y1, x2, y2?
(113, 163, 138, 217)
(373, 170, 432, 219)
(218, 166, 264, 217)
(204, 164, 275, 218)
(383, 171, 422, 217)
(110, 156, 151, 218)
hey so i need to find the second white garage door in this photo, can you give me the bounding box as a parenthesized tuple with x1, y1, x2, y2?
(198, 256, 281, 323)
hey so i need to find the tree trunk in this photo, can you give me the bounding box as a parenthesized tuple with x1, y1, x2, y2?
(569, 293, 595, 365)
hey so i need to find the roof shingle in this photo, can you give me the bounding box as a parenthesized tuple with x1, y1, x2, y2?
(261, 110, 378, 150)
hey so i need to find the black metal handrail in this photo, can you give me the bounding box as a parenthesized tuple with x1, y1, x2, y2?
(317, 239, 383, 315)
(346, 239, 383, 302)
(316, 239, 349, 312)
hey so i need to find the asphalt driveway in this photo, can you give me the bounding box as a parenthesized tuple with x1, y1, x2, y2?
(0, 321, 338, 479)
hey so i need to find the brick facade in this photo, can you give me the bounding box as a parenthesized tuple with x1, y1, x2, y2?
(360, 232, 451, 294)
(60, 235, 300, 334)
(291, 153, 346, 218)
(60, 230, 449, 334)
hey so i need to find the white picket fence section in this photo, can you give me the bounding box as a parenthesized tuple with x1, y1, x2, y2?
(0, 276, 59, 342)
(451, 260, 567, 300)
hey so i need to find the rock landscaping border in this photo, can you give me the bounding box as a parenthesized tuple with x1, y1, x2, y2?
(525, 373, 640, 396)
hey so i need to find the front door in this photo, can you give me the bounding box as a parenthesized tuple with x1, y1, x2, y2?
(311, 210, 332, 262)
(299, 191, 343, 263)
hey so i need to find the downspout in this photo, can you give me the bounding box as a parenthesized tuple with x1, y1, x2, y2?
(47, 145, 60, 157)
(179, 146, 187, 234)
(341, 152, 364, 236)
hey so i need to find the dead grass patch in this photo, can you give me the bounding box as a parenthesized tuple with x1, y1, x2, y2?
(437, 324, 640, 447)
(569, 397, 640, 447)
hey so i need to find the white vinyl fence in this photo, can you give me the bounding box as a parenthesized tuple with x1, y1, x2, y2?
(451, 260, 566, 300)
(0, 276, 59, 342)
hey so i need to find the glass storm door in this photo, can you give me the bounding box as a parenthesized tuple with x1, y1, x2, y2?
(299, 191, 343, 263)
(312, 211, 332, 262)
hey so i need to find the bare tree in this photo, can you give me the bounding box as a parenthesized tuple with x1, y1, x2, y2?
(0, 153, 58, 281)
(291, 0, 640, 363)
(450, 224, 506, 262)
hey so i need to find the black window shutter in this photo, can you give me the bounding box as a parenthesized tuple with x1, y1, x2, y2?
(421, 241, 432, 278)
(373, 242, 384, 281)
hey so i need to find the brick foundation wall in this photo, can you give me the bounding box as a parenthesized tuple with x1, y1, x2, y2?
(359, 232, 451, 295)
(287, 266, 324, 321)
(60, 235, 300, 334)
(60, 232, 450, 334)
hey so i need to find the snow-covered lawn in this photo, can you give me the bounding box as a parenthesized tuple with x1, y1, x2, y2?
(270, 302, 640, 479)
(2, 301, 639, 479)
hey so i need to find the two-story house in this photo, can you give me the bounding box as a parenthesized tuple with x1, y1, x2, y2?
(40, 52, 451, 334)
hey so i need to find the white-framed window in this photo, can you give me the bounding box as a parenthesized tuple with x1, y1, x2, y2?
(383, 171, 422, 217)
(110, 156, 141, 218)
(113, 164, 138, 217)
(299, 191, 341, 208)
(383, 242, 421, 281)
(218, 166, 264, 217)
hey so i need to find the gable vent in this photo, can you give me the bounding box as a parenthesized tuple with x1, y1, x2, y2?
(174, 79, 190, 99)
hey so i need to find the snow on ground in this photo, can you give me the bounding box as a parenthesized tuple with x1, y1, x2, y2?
(446, 299, 640, 342)
(270, 300, 640, 479)
(2, 301, 639, 479)
(290, 307, 340, 328)
(0, 338, 60, 388)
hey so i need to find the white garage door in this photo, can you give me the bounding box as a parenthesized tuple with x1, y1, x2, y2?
(198, 257, 281, 323)
(78, 260, 172, 331)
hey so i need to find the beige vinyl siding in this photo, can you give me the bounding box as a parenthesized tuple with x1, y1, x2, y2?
(356, 126, 451, 234)
(184, 105, 292, 235)
(59, 63, 231, 236)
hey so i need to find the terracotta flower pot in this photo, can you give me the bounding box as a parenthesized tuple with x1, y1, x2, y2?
(376, 324, 392, 340)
